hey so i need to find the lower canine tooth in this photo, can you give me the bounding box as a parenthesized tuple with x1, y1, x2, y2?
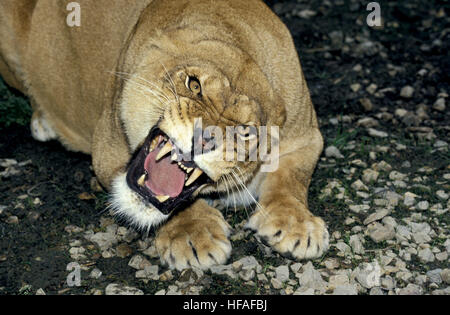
(185, 168, 203, 186)
(155, 195, 170, 203)
(137, 174, 146, 187)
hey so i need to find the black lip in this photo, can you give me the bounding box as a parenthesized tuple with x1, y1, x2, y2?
(126, 126, 211, 215)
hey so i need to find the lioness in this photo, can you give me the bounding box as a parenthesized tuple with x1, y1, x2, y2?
(0, 0, 329, 270)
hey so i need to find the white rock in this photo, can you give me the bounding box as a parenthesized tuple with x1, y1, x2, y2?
(128, 255, 151, 270)
(418, 248, 435, 263)
(403, 192, 417, 206)
(349, 204, 370, 214)
(351, 179, 369, 192)
(333, 284, 358, 295)
(135, 265, 159, 280)
(389, 171, 407, 181)
(433, 98, 446, 111)
(436, 190, 449, 201)
(368, 128, 388, 138)
(397, 283, 423, 295)
(367, 222, 395, 243)
(105, 284, 144, 295)
(400, 86, 414, 98)
(441, 269, 450, 284)
(362, 169, 379, 183)
(416, 201, 429, 210)
(363, 209, 390, 225)
(349, 235, 365, 254)
(89, 268, 102, 279)
(296, 262, 326, 294)
(325, 146, 344, 159)
(275, 265, 290, 283)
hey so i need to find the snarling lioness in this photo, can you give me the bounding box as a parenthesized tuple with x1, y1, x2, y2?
(0, 0, 329, 270)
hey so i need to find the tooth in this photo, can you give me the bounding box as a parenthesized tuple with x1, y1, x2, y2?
(156, 142, 173, 161)
(171, 153, 179, 161)
(186, 167, 193, 173)
(185, 168, 203, 186)
(155, 195, 170, 203)
(137, 174, 146, 187)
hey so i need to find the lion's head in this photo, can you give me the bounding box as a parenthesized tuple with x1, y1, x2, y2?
(110, 40, 286, 231)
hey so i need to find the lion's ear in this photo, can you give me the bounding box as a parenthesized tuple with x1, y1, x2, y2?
(92, 107, 130, 190)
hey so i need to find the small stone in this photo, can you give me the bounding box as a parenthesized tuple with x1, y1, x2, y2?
(354, 262, 382, 289)
(389, 171, 407, 181)
(325, 146, 344, 159)
(403, 192, 417, 206)
(105, 284, 143, 295)
(239, 268, 255, 281)
(89, 268, 102, 280)
(116, 243, 133, 258)
(435, 252, 448, 262)
(426, 269, 442, 284)
(356, 117, 379, 128)
(323, 259, 340, 270)
(436, 190, 448, 201)
(159, 270, 174, 281)
(333, 284, 358, 295)
(417, 248, 435, 263)
(351, 180, 369, 192)
(35, 288, 46, 295)
(135, 265, 159, 280)
(368, 128, 388, 138)
(275, 265, 290, 283)
(369, 287, 385, 295)
(69, 247, 86, 260)
(360, 98, 374, 112)
(349, 235, 365, 254)
(367, 222, 395, 243)
(296, 262, 326, 294)
(400, 86, 414, 98)
(416, 201, 429, 211)
(293, 287, 315, 295)
(89, 231, 118, 251)
(397, 284, 423, 295)
(128, 255, 151, 270)
(433, 98, 446, 112)
(349, 204, 370, 214)
(335, 241, 351, 254)
(271, 278, 283, 289)
(362, 169, 379, 183)
(363, 209, 390, 225)
(290, 263, 302, 273)
(440, 269, 450, 284)
(155, 289, 166, 295)
(350, 83, 361, 92)
(6, 216, 19, 224)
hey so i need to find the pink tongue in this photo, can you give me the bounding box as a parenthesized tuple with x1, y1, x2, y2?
(144, 146, 185, 198)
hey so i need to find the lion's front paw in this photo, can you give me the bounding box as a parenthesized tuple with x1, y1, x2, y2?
(155, 205, 232, 271)
(246, 204, 329, 260)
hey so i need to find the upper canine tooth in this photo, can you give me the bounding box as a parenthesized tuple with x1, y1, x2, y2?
(137, 174, 146, 187)
(186, 167, 193, 173)
(185, 168, 203, 186)
(156, 142, 173, 161)
(155, 195, 170, 203)
(171, 153, 179, 161)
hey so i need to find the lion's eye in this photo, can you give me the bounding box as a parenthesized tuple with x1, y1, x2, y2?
(237, 125, 257, 140)
(185, 76, 202, 96)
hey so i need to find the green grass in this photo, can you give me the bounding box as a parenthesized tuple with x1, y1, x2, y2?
(0, 76, 32, 130)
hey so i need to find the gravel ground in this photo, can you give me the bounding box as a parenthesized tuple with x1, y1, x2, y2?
(0, 0, 449, 295)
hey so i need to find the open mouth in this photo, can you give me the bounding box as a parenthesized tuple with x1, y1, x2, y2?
(126, 126, 210, 215)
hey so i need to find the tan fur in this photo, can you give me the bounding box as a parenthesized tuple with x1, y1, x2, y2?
(0, 0, 328, 270)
